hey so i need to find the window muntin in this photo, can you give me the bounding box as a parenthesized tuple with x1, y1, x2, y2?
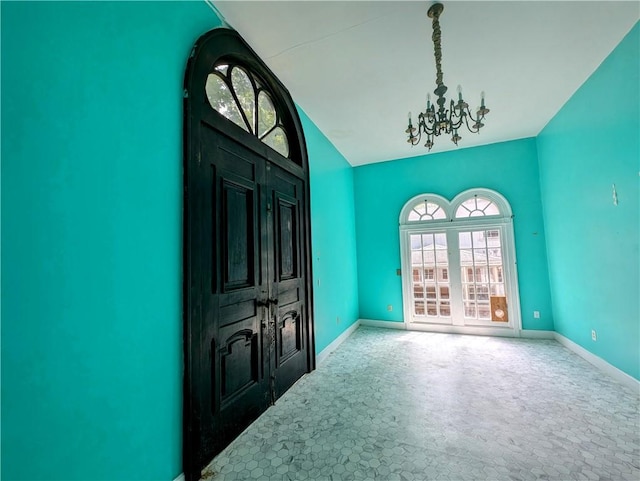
(455, 196, 500, 218)
(407, 200, 447, 222)
(205, 63, 290, 158)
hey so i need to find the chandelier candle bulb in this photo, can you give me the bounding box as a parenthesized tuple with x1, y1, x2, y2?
(457, 85, 463, 101)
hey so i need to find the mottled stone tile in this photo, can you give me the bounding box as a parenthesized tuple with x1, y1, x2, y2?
(202, 327, 639, 481)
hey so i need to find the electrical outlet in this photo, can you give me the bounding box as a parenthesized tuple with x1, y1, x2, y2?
(533, 311, 540, 319)
(387, 304, 393, 312)
(592, 330, 597, 341)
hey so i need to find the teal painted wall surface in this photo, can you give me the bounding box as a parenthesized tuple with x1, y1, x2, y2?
(1, 2, 221, 480)
(353, 138, 554, 330)
(298, 108, 360, 353)
(537, 24, 639, 380)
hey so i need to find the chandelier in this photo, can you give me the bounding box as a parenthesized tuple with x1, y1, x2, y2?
(406, 2, 490, 150)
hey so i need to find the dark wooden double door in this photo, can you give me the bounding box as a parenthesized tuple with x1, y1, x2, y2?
(185, 129, 311, 476)
(183, 28, 314, 480)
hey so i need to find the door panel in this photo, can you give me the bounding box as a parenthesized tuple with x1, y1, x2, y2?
(268, 164, 307, 397)
(196, 132, 270, 459)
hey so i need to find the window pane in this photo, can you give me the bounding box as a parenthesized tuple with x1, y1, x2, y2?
(436, 250, 448, 265)
(426, 302, 438, 316)
(231, 67, 255, 133)
(439, 302, 451, 317)
(464, 303, 476, 318)
(484, 203, 500, 216)
(440, 286, 450, 299)
(466, 285, 475, 300)
(474, 248, 488, 264)
(477, 285, 490, 301)
(434, 233, 447, 248)
(215, 64, 229, 75)
(205, 74, 249, 132)
(413, 285, 424, 298)
(414, 203, 427, 216)
(263, 127, 289, 157)
(257, 90, 277, 138)
(490, 266, 503, 284)
(426, 285, 437, 299)
(410, 234, 422, 250)
(414, 301, 425, 316)
(488, 248, 502, 265)
(478, 304, 491, 319)
(422, 233, 434, 248)
(459, 232, 472, 248)
(423, 250, 435, 264)
(459, 249, 473, 267)
(412, 268, 421, 282)
(411, 251, 423, 265)
(427, 203, 446, 220)
(476, 197, 491, 211)
(472, 231, 486, 248)
(486, 230, 501, 247)
(491, 284, 505, 296)
(476, 267, 488, 283)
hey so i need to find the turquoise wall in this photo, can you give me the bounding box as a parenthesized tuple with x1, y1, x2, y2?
(1, 2, 221, 480)
(537, 24, 639, 380)
(1, 2, 361, 479)
(353, 138, 554, 331)
(298, 108, 360, 353)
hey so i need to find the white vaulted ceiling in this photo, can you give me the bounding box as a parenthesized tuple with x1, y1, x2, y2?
(212, 1, 639, 166)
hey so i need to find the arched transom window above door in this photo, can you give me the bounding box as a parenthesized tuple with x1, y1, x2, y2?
(400, 189, 512, 226)
(205, 62, 290, 158)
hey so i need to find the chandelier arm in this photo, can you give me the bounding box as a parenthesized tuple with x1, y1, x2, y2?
(462, 112, 480, 133)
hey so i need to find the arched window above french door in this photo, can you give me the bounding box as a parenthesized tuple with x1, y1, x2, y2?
(399, 189, 522, 336)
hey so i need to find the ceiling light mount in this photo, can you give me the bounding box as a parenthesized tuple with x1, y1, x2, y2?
(406, 2, 490, 151)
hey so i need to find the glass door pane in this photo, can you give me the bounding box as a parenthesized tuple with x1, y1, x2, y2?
(410, 233, 451, 323)
(459, 229, 507, 324)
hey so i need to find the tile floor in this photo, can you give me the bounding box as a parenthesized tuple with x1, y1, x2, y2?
(202, 326, 639, 481)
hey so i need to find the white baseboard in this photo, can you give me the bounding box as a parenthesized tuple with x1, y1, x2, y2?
(521, 329, 555, 339)
(554, 333, 639, 393)
(358, 319, 406, 330)
(316, 319, 361, 364)
(173, 473, 185, 481)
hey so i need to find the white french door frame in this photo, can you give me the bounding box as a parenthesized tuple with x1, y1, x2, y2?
(400, 217, 522, 338)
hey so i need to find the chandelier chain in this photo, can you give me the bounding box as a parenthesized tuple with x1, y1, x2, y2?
(431, 12, 444, 87)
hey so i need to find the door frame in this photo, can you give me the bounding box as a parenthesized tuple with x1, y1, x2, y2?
(399, 189, 522, 337)
(183, 27, 315, 480)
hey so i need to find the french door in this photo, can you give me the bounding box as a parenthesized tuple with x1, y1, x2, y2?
(400, 190, 521, 336)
